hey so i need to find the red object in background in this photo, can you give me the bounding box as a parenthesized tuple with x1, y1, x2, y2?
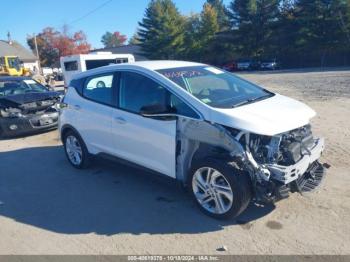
(222, 61, 237, 72)
(36, 27, 91, 58)
(113, 31, 127, 45)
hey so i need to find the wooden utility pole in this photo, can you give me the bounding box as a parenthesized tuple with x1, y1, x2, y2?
(33, 33, 41, 74)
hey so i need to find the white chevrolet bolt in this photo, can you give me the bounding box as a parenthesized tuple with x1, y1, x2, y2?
(59, 61, 325, 219)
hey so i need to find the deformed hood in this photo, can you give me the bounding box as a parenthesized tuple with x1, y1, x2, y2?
(210, 94, 316, 136)
(0, 91, 60, 106)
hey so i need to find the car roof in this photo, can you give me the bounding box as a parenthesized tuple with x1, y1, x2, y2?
(128, 60, 204, 70)
(0, 76, 31, 81)
(75, 60, 205, 78)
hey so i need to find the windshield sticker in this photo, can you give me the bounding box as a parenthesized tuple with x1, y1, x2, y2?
(162, 70, 205, 79)
(23, 80, 37, 85)
(204, 67, 224, 75)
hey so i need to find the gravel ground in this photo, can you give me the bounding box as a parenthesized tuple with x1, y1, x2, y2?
(0, 69, 349, 255)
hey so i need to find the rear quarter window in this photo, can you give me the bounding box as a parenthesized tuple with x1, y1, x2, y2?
(82, 74, 114, 106)
(64, 61, 78, 71)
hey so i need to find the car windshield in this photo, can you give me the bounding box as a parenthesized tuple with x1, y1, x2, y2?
(157, 66, 274, 108)
(0, 79, 48, 97)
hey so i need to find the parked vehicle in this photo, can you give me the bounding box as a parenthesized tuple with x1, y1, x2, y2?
(59, 61, 326, 219)
(60, 52, 135, 88)
(261, 59, 279, 70)
(42, 67, 54, 77)
(0, 76, 61, 138)
(222, 61, 237, 72)
(236, 59, 260, 71)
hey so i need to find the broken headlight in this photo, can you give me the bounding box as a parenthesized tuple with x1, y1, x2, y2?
(0, 108, 23, 118)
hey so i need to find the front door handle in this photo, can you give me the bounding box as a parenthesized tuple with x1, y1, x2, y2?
(73, 105, 81, 110)
(114, 116, 127, 124)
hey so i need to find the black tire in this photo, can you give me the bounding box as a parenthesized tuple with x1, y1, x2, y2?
(189, 157, 252, 219)
(63, 130, 91, 169)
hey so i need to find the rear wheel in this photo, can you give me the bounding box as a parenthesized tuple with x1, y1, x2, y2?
(189, 158, 252, 219)
(63, 130, 91, 169)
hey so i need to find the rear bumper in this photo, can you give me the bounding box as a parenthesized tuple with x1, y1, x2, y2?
(267, 138, 325, 184)
(0, 111, 59, 138)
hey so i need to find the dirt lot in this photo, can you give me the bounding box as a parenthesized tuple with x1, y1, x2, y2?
(0, 69, 349, 255)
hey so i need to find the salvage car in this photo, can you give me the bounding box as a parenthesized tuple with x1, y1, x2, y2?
(0, 77, 61, 138)
(59, 61, 326, 219)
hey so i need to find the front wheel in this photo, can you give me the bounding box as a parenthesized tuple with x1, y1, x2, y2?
(189, 158, 252, 219)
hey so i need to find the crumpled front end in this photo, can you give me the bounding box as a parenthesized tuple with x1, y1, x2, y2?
(176, 117, 326, 204)
(0, 98, 60, 138)
(229, 124, 327, 202)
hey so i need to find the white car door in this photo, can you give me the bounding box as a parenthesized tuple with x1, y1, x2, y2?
(111, 71, 178, 178)
(76, 73, 116, 154)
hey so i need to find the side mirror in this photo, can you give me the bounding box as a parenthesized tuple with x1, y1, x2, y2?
(140, 103, 177, 120)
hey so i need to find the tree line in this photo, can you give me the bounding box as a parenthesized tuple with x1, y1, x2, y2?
(137, 0, 350, 68)
(28, 0, 350, 68)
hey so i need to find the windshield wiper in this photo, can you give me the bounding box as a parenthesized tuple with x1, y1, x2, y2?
(232, 94, 274, 108)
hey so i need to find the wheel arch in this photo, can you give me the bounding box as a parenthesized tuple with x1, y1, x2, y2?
(183, 143, 235, 186)
(60, 124, 83, 143)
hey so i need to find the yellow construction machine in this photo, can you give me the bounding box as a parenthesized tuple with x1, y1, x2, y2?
(0, 56, 29, 76)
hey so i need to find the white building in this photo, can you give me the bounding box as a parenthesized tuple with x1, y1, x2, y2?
(0, 40, 39, 71)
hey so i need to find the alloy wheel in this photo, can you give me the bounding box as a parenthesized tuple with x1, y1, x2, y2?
(65, 135, 83, 166)
(192, 167, 234, 215)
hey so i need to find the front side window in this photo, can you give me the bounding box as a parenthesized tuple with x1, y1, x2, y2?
(119, 72, 199, 118)
(157, 66, 274, 109)
(83, 74, 114, 105)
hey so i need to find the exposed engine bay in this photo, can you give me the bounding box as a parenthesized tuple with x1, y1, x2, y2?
(246, 124, 315, 166)
(176, 118, 326, 203)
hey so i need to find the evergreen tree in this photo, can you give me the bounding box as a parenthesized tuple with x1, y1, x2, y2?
(294, 0, 350, 66)
(183, 4, 220, 63)
(198, 3, 220, 62)
(129, 32, 141, 45)
(183, 13, 202, 61)
(206, 0, 229, 30)
(227, 0, 280, 58)
(138, 0, 185, 59)
(273, 0, 299, 63)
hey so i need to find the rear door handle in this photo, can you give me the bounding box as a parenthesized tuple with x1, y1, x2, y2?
(114, 116, 127, 124)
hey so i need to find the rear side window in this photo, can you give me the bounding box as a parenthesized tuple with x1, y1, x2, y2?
(64, 61, 78, 71)
(83, 74, 114, 106)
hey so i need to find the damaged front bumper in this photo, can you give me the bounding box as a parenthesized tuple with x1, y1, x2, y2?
(267, 138, 325, 184)
(253, 138, 326, 202)
(0, 111, 59, 138)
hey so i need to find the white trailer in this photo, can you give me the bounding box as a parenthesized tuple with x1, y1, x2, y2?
(60, 52, 135, 87)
